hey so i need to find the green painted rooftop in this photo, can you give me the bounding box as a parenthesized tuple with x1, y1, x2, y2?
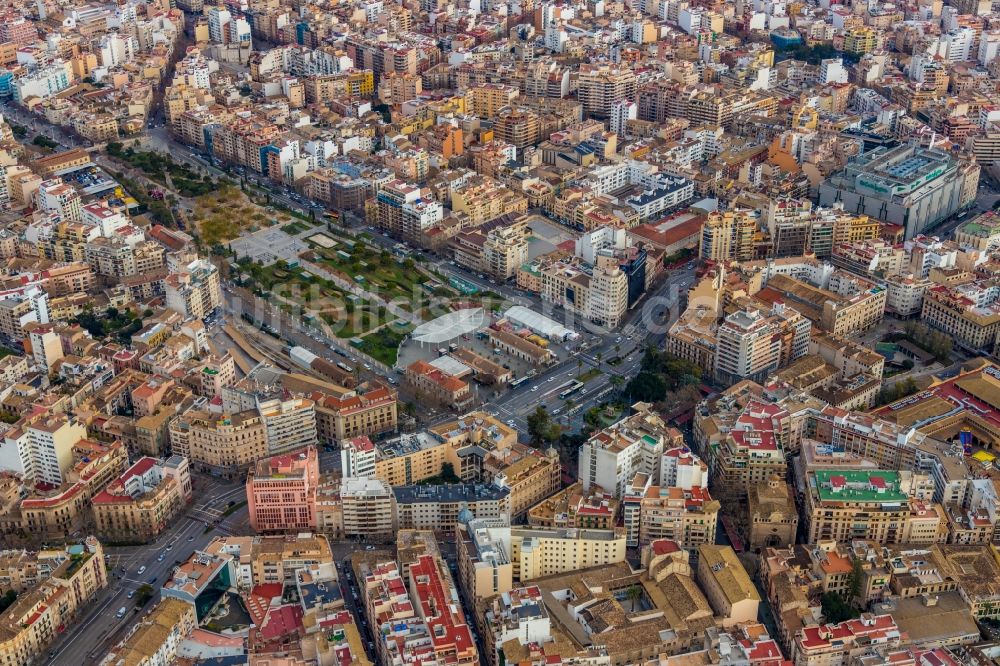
(814, 469, 908, 504)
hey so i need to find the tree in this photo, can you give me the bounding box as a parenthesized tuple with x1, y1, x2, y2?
(136, 584, 155, 605)
(820, 592, 859, 624)
(625, 584, 642, 612)
(847, 558, 864, 604)
(526, 406, 560, 448)
(576, 358, 583, 378)
(32, 135, 58, 149)
(440, 462, 460, 483)
(626, 372, 667, 402)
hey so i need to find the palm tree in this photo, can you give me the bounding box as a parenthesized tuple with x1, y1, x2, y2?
(625, 584, 642, 612)
(596, 352, 603, 366)
(576, 358, 583, 377)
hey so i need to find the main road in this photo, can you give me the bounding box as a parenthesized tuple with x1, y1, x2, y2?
(490, 265, 695, 433)
(45, 478, 249, 666)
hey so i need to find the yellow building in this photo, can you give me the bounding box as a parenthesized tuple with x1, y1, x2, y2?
(699, 210, 757, 262)
(305, 70, 374, 103)
(313, 387, 398, 445)
(696, 544, 760, 627)
(844, 27, 878, 55)
(374, 434, 449, 486)
(510, 526, 627, 581)
(486, 444, 560, 520)
(168, 409, 268, 478)
(921, 284, 1000, 354)
(100, 598, 196, 666)
(804, 469, 946, 545)
(92, 457, 191, 543)
(0, 537, 108, 666)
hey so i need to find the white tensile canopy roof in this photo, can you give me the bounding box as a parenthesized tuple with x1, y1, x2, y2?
(411, 307, 487, 344)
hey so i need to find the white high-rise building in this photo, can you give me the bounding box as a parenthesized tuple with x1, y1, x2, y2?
(610, 99, 637, 136)
(579, 406, 670, 498)
(207, 6, 232, 44)
(0, 416, 86, 485)
(659, 446, 708, 490)
(819, 58, 848, 84)
(37, 179, 83, 222)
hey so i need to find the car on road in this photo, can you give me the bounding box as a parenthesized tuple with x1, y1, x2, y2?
(166, 543, 173, 551)
(507, 420, 516, 426)
(157, 554, 165, 562)
(531, 386, 539, 392)
(116, 607, 128, 619)
(137, 566, 146, 575)
(187, 535, 195, 541)
(547, 377, 554, 382)
(552, 408, 561, 415)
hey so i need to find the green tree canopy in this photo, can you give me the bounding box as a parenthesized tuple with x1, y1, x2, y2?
(527, 406, 561, 448)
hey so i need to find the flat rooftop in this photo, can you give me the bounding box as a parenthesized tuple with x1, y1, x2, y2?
(813, 470, 908, 504)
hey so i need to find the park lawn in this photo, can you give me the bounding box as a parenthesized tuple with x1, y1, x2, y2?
(356, 322, 414, 366)
(330, 306, 393, 339)
(579, 368, 602, 383)
(282, 222, 309, 236)
(314, 243, 431, 301)
(196, 186, 285, 244)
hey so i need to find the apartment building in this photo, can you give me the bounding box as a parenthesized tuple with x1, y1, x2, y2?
(92, 456, 192, 543)
(164, 258, 221, 320)
(375, 180, 444, 243)
(954, 211, 1000, 252)
(622, 477, 720, 550)
(409, 554, 478, 664)
(168, 409, 268, 478)
(487, 443, 561, 520)
(511, 526, 627, 581)
(699, 209, 757, 262)
(246, 447, 319, 533)
(792, 614, 902, 665)
(483, 226, 529, 281)
(527, 482, 620, 530)
(539, 252, 629, 329)
(758, 273, 887, 336)
(921, 282, 1000, 354)
(0, 415, 87, 486)
(804, 469, 945, 544)
(577, 64, 637, 119)
(0, 537, 107, 666)
(85, 238, 165, 279)
(578, 404, 670, 498)
(698, 398, 789, 503)
(340, 476, 396, 538)
(313, 387, 397, 444)
(0, 291, 47, 342)
(455, 518, 514, 600)
(256, 395, 316, 456)
(99, 598, 196, 666)
(714, 303, 811, 385)
(394, 484, 511, 531)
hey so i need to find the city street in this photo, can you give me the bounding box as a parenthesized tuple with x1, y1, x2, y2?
(45, 477, 248, 666)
